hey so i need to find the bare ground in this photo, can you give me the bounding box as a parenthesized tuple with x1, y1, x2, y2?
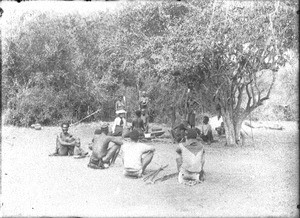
(1, 121, 298, 217)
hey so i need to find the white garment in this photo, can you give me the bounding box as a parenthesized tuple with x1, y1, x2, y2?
(201, 124, 212, 135)
(122, 142, 153, 170)
(112, 117, 127, 133)
(179, 143, 204, 173)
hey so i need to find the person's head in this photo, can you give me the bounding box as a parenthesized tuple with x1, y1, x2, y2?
(61, 122, 70, 134)
(178, 123, 187, 131)
(135, 110, 142, 118)
(130, 130, 140, 142)
(186, 129, 197, 140)
(118, 95, 123, 101)
(142, 91, 146, 97)
(203, 116, 209, 124)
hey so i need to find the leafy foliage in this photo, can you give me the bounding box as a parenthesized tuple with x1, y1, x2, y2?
(1, 1, 298, 130)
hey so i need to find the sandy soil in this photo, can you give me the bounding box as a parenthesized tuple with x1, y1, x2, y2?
(1, 121, 298, 217)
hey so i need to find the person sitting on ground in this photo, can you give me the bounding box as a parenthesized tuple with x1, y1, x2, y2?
(115, 95, 125, 112)
(171, 120, 189, 143)
(131, 110, 145, 137)
(88, 124, 123, 169)
(50, 122, 88, 157)
(200, 116, 214, 144)
(112, 109, 127, 136)
(176, 129, 205, 186)
(122, 130, 155, 178)
(215, 122, 225, 136)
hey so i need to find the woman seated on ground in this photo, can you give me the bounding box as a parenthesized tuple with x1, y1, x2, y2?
(171, 120, 189, 143)
(176, 129, 205, 186)
(215, 122, 225, 136)
(200, 116, 214, 144)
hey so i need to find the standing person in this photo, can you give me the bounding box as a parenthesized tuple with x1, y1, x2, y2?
(141, 109, 149, 133)
(139, 91, 149, 111)
(88, 124, 123, 169)
(50, 122, 87, 156)
(200, 116, 214, 144)
(115, 95, 126, 112)
(122, 130, 155, 178)
(139, 91, 150, 132)
(176, 129, 205, 185)
(131, 110, 145, 137)
(112, 109, 127, 136)
(187, 107, 196, 129)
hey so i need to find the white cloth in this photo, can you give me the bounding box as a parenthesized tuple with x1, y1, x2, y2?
(201, 124, 212, 135)
(112, 117, 127, 133)
(179, 143, 204, 173)
(122, 142, 153, 170)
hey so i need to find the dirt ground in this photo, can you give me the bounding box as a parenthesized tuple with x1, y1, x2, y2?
(1, 121, 298, 217)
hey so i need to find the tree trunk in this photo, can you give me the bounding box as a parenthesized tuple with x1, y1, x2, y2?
(171, 106, 176, 128)
(223, 110, 237, 146)
(222, 109, 245, 146)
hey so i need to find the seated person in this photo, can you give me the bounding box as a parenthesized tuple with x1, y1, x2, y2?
(215, 122, 225, 136)
(122, 130, 155, 178)
(112, 110, 127, 136)
(171, 120, 189, 143)
(88, 124, 123, 169)
(50, 122, 87, 156)
(176, 129, 205, 185)
(200, 116, 214, 144)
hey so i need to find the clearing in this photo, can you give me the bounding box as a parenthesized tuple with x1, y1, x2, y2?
(1, 121, 298, 217)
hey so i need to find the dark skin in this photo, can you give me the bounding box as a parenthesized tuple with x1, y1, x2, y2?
(57, 125, 76, 147)
(90, 131, 123, 164)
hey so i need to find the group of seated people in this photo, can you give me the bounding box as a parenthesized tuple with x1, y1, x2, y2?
(171, 116, 218, 145)
(50, 117, 206, 185)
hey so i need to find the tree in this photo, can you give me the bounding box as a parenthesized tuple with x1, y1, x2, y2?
(168, 1, 298, 145)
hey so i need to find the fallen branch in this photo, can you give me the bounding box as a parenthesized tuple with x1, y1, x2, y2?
(143, 164, 168, 184)
(154, 172, 178, 183)
(70, 109, 100, 127)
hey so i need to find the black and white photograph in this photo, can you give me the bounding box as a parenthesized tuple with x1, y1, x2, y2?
(1, 0, 298, 217)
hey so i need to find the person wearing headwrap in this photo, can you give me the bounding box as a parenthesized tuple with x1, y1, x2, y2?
(88, 123, 123, 169)
(176, 129, 205, 185)
(112, 109, 127, 136)
(121, 130, 155, 178)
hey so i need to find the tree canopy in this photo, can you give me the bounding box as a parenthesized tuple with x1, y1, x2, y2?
(1, 0, 298, 139)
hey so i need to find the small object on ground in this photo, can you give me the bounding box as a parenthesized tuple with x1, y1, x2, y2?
(150, 131, 165, 137)
(31, 123, 42, 130)
(151, 128, 162, 132)
(154, 172, 178, 183)
(73, 154, 89, 159)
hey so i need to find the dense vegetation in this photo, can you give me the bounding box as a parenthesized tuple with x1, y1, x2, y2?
(2, 1, 298, 144)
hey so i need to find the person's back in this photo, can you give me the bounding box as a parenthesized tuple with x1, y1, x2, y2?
(122, 130, 155, 178)
(88, 125, 123, 169)
(176, 129, 205, 185)
(131, 110, 144, 135)
(179, 140, 204, 173)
